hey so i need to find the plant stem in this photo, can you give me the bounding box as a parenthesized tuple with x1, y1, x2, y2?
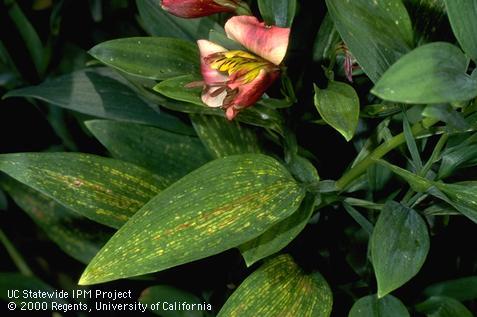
(0, 228, 33, 276)
(336, 117, 440, 190)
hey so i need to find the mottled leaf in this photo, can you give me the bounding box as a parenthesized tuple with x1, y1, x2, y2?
(218, 255, 332, 317)
(0, 153, 167, 228)
(444, 0, 477, 61)
(416, 296, 473, 317)
(314, 81, 360, 141)
(3, 68, 189, 134)
(372, 42, 477, 103)
(89, 37, 199, 80)
(325, 0, 413, 83)
(424, 276, 477, 302)
(79, 154, 305, 284)
(240, 193, 317, 267)
(258, 0, 296, 27)
(136, 0, 222, 41)
(371, 201, 430, 298)
(85, 120, 211, 184)
(0, 177, 112, 264)
(191, 114, 261, 158)
(348, 294, 409, 317)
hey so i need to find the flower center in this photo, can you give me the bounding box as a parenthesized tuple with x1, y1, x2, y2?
(205, 50, 277, 85)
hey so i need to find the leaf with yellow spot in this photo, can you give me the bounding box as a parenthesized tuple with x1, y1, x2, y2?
(218, 254, 333, 317)
(79, 154, 305, 285)
(191, 114, 261, 158)
(0, 153, 168, 228)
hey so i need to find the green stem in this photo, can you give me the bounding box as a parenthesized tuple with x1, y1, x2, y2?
(336, 117, 440, 190)
(0, 228, 33, 276)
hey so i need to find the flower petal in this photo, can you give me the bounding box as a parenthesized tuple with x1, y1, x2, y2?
(197, 40, 228, 85)
(231, 68, 279, 109)
(224, 16, 290, 65)
(161, 0, 234, 18)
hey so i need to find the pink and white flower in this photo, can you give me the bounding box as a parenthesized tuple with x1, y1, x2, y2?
(197, 16, 290, 120)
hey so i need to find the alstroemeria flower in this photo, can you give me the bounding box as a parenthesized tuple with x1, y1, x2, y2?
(197, 16, 290, 120)
(161, 0, 251, 18)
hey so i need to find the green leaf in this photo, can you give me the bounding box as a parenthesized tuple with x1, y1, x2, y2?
(287, 155, 320, 185)
(85, 120, 211, 184)
(422, 104, 470, 132)
(313, 81, 360, 141)
(343, 203, 373, 236)
(416, 296, 473, 317)
(325, 0, 413, 83)
(3, 68, 190, 134)
(403, 113, 423, 171)
(191, 114, 262, 158)
(0, 153, 168, 229)
(0, 273, 68, 306)
(79, 154, 305, 284)
(153, 74, 204, 106)
(139, 285, 207, 317)
(348, 294, 410, 317)
(361, 103, 401, 118)
(439, 144, 477, 179)
(372, 42, 477, 103)
(424, 276, 477, 302)
(218, 255, 332, 317)
(136, 0, 222, 41)
(434, 183, 477, 224)
(258, 0, 297, 27)
(0, 177, 111, 264)
(89, 37, 199, 80)
(5, 0, 46, 76)
(444, 0, 477, 61)
(371, 201, 430, 298)
(240, 193, 317, 266)
(377, 160, 433, 192)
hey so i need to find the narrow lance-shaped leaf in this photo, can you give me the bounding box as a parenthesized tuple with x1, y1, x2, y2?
(218, 254, 333, 317)
(240, 193, 317, 267)
(325, 0, 413, 83)
(349, 294, 410, 317)
(371, 200, 430, 298)
(89, 37, 199, 80)
(314, 81, 360, 141)
(191, 114, 261, 158)
(79, 154, 305, 285)
(0, 153, 168, 228)
(378, 160, 477, 224)
(0, 177, 112, 264)
(85, 120, 212, 184)
(444, 0, 477, 62)
(372, 42, 477, 104)
(3, 68, 191, 134)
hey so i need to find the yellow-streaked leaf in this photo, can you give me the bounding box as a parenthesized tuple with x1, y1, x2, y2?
(79, 154, 305, 285)
(218, 254, 333, 317)
(0, 153, 168, 228)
